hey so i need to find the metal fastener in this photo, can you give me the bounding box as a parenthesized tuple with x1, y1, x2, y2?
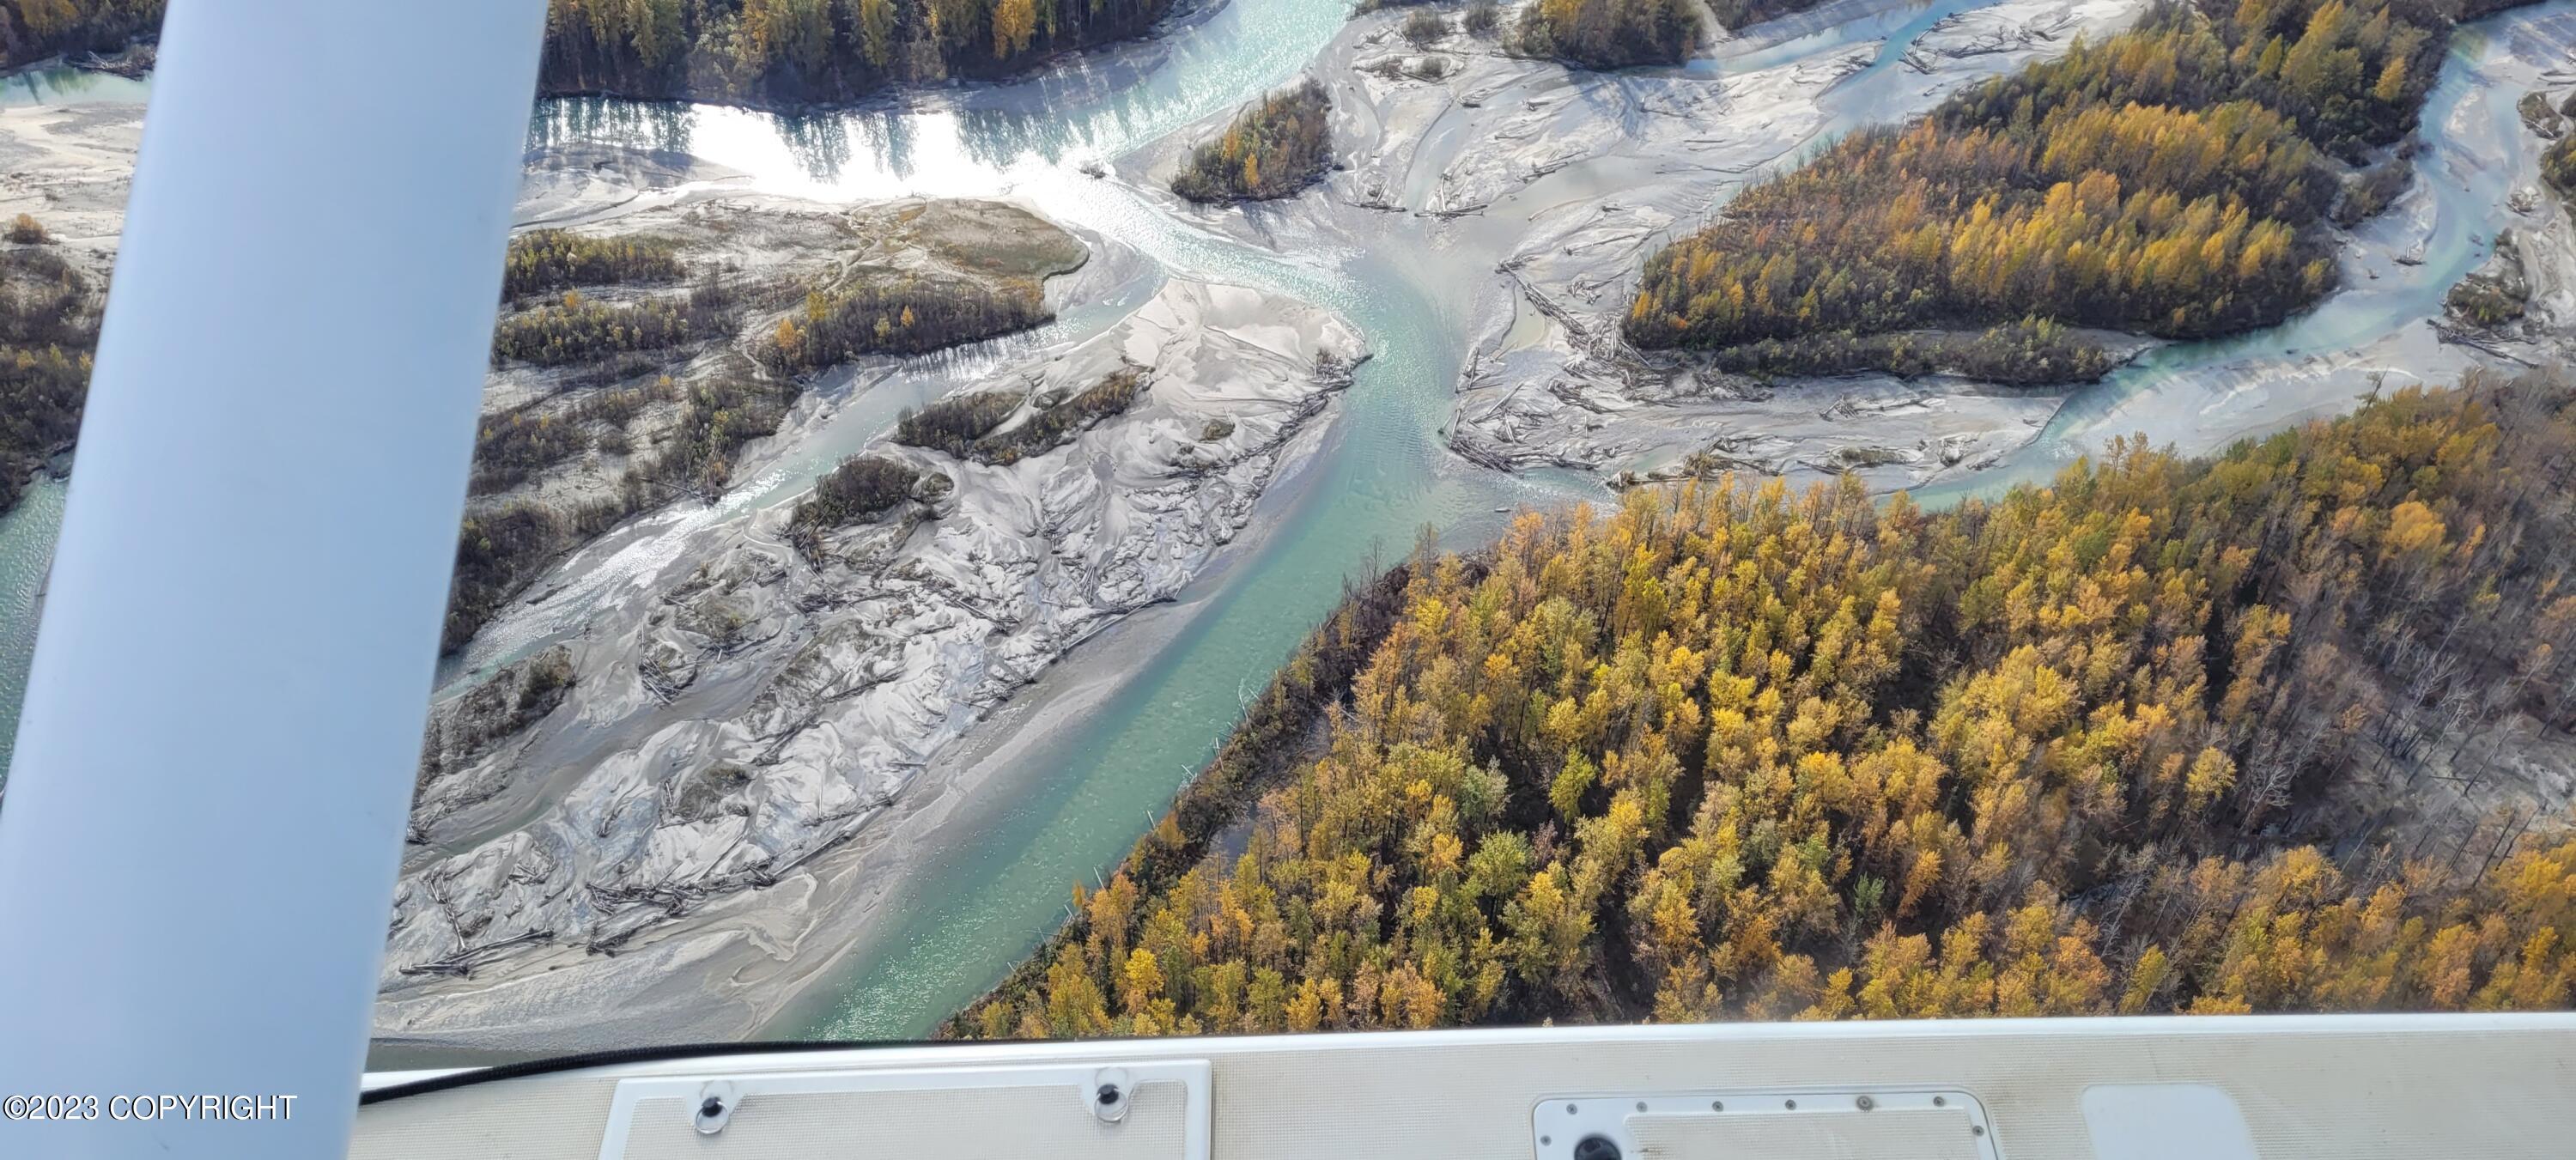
(693, 1081, 738, 1137)
(1091, 1067, 1134, 1125)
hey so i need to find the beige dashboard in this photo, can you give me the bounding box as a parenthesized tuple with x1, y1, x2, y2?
(352, 1014, 2576, 1159)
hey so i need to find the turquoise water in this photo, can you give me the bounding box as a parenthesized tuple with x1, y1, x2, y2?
(0, 477, 64, 784)
(0, 64, 148, 107)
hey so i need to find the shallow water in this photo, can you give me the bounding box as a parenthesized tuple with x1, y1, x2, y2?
(0, 64, 148, 108)
(0, 477, 63, 785)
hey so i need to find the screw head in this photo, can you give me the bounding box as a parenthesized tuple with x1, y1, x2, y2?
(1710, 1100, 1724, 1112)
(1571, 1134, 1622, 1160)
(1856, 1096, 1874, 1112)
(1090, 1068, 1135, 1124)
(691, 1084, 738, 1138)
(1933, 1096, 1947, 1107)
(1635, 1102, 1647, 1113)
(1972, 1126, 1986, 1137)
(1783, 1099, 1797, 1110)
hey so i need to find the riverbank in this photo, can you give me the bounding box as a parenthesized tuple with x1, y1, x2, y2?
(377, 203, 1366, 1049)
(1131, 0, 2147, 495)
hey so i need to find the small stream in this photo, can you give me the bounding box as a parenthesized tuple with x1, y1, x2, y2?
(0, 0, 2559, 1043)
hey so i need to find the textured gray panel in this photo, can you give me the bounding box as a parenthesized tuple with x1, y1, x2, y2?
(1631, 1110, 1983, 1160)
(351, 1017, 2576, 1160)
(617, 1083, 1187, 1160)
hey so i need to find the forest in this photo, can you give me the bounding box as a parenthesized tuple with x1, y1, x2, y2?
(765, 272, 1051, 371)
(0, 234, 99, 513)
(1514, 0, 1704, 68)
(5, 0, 1173, 106)
(892, 388, 1022, 457)
(1172, 80, 1334, 204)
(1626, 0, 2459, 381)
(532, 0, 1178, 106)
(0, 0, 157, 71)
(1698, 318, 2115, 386)
(491, 281, 743, 367)
(955, 368, 2576, 1039)
(501, 230, 684, 302)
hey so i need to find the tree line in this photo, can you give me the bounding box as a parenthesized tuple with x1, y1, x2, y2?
(491, 281, 743, 367)
(1172, 80, 1334, 204)
(764, 273, 1050, 371)
(1707, 0, 1826, 33)
(1626, 0, 2470, 382)
(1514, 0, 1704, 68)
(1699, 318, 2115, 385)
(892, 367, 1145, 464)
(952, 367, 2576, 1040)
(502, 229, 684, 302)
(0, 0, 158, 71)
(0, 235, 99, 512)
(5, 0, 1175, 107)
(534, 0, 1177, 107)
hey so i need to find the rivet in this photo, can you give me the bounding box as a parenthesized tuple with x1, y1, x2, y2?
(1783, 1099, 1797, 1110)
(1566, 1103, 1579, 1114)
(1635, 1102, 1647, 1113)
(1710, 1101, 1724, 1112)
(1933, 1096, 1947, 1107)
(1972, 1126, 1986, 1137)
(1856, 1096, 1874, 1112)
